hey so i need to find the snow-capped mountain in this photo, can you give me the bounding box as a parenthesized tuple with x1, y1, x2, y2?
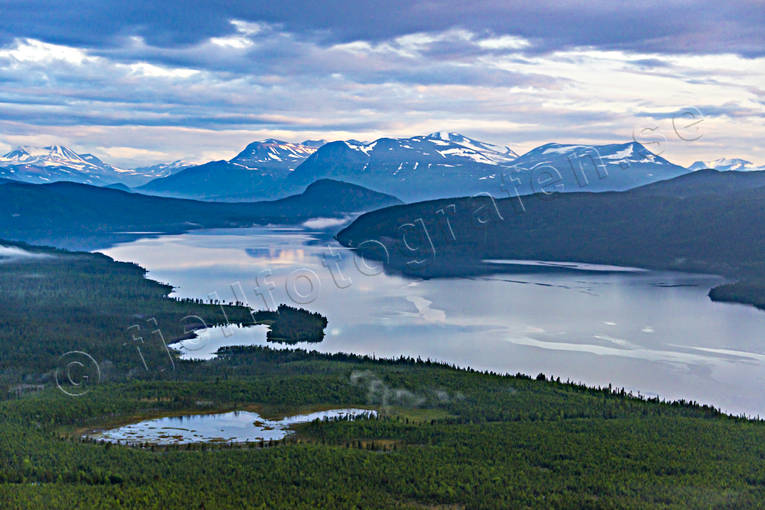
(687, 158, 765, 172)
(138, 139, 325, 200)
(287, 132, 521, 201)
(229, 139, 322, 174)
(505, 142, 688, 194)
(133, 160, 195, 178)
(0, 145, 187, 187)
(426, 131, 519, 163)
(335, 132, 518, 166)
(0, 145, 210, 187)
(288, 138, 687, 200)
(0, 145, 128, 185)
(2, 145, 105, 172)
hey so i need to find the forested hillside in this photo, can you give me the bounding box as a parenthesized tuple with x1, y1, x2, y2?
(337, 170, 765, 309)
(0, 179, 400, 249)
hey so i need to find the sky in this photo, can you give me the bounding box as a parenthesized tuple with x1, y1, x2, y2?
(0, 1, 764, 168)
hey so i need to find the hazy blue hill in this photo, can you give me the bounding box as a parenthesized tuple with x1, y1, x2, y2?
(287, 140, 370, 187)
(138, 140, 321, 201)
(0, 178, 400, 249)
(263, 178, 401, 215)
(104, 182, 132, 192)
(136, 160, 292, 201)
(629, 168, 765, 197)
(336, 170, 765, 306)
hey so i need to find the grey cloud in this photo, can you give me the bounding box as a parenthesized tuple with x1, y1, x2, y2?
(1, 1, 764, 58)
(628, 58, 670, 69)
(635, 104, 765, 120)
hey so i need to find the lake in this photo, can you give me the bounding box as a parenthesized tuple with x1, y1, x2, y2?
(102, 226, 765, 417)
(88, 408, 376, 445)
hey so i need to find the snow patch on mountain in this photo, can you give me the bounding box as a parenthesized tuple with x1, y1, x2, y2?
(1, 145, 108, 172)
(134, 160, 196, 176)
(522, 142, 669, 167)
(425, 132, 519, 162)
(336, 132, 518, 167)
(687, 158, 765, 172)
(0, 145, 196, 186)
(230, 139, 320, 170)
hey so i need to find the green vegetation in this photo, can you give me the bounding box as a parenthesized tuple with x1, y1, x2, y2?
(0, 240, 253, 387)
(2, 236, 765, 508)
(2, 348, 765, 509)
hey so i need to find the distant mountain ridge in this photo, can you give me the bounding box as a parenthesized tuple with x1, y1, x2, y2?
(0, 145, 188, 186)
(289, 138, 687, 201)
(687, 158, 765, 172)
(503, 141, 687, 195)
(0, 145, 125, 185)
(137, 139, 325, 200)
(133, 159, 195, 177)
(0, 178, 400, 250)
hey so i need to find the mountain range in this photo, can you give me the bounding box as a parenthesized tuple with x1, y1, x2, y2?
(139, 133, 688, 202)
(7, 134, 759, 203)
(133, 159, 196, 177)
(285, 132, 523, 201)
(0, 145, 187, 187)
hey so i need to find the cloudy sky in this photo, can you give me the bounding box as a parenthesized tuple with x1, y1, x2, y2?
(1, 1, 764, 167)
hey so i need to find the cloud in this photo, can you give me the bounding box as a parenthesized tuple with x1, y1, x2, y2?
(2, 1, 764, 57)
(0, 245, 54, 262)
(636, 104, 765, 120)
(302, 217, 352, 229)
(0, 5, 764, 167)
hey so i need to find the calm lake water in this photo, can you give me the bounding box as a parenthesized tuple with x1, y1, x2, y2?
(102, 226, 765, 417)
(88, 408, 376, 445)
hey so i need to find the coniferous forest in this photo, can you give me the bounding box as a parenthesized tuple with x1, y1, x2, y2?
(1, 240, 765, 508)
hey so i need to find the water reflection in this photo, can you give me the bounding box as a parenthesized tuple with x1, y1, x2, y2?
(88, 408, 376, 445)
(102, 227, 765, 417)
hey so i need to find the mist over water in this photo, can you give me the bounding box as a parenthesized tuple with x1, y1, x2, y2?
(102, 226, 765, 417)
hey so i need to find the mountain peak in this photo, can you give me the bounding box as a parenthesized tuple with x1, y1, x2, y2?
(230, 139, 320, 170)
(1, 144, 94, 168)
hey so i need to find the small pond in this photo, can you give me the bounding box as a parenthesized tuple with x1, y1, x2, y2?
(87, 408, 376, 445)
